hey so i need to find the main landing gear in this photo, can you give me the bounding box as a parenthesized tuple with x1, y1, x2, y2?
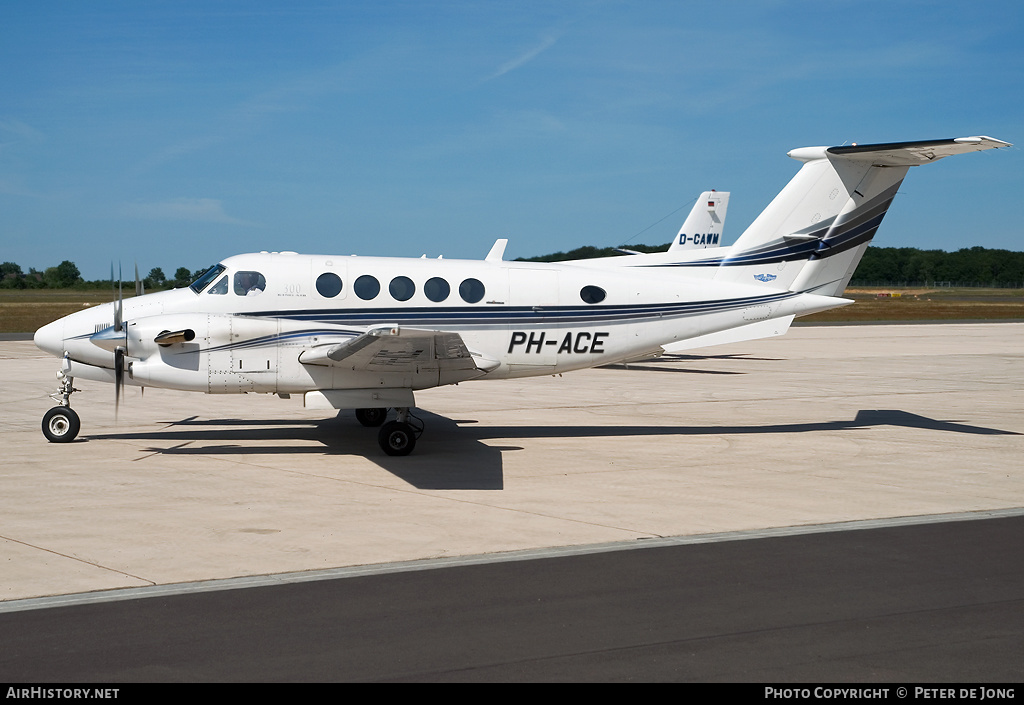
(354, 407, 387, 427)
(42, 364, 81, 443)
(356, 406, 423, 456)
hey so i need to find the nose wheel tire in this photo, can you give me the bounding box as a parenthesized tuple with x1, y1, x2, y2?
(42, 406, 81, 443)
(378, 421, 416, 456)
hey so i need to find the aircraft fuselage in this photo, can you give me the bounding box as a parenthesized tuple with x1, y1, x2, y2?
(35, 251, 831, 398)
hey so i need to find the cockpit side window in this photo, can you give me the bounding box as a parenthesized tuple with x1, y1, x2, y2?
(233, 271, 267, 296)
(208, 275, 229, 295)
(189, 264, 227, 294)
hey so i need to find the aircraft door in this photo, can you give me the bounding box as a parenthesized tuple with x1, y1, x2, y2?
(507, 268, 560, 371)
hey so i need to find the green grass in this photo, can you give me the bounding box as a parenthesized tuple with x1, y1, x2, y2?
(0, 290, 126, 334)
(801, 287, 1024, 323)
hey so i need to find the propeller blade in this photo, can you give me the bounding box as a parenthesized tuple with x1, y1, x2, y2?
(115, 263, 123, 332)
(114, 346, 124, 420)
(135, 262, 144, 297)
(109, 262, 127, 420)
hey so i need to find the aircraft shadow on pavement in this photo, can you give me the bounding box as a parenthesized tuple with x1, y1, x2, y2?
(457, 409, 1020, 442)
(597, 352, 781, 374)
(93, 412, 507, 491)
(87, 409, 1017, 491)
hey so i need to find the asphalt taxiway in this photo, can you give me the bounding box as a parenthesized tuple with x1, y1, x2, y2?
(1, 322, 1022, 680)
(1, 514, 1021, 681)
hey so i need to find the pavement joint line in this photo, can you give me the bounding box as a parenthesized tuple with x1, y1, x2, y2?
(2, 507, 1022, 615)
(0, 534, 155, 590)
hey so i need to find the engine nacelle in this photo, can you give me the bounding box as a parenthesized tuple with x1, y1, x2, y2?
(121, 313, 210, 391)
(122, 313, 281, 393)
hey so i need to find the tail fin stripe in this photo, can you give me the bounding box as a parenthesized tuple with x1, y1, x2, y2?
(811, 214, 885, 260)
(722, 179, 903, 268)
(821, 182, 902, 240)
(815, 205, 890, 253)
(719, 239, 823, 266)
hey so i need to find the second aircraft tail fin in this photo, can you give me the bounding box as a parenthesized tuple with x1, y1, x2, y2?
(668, 191, 730, 251)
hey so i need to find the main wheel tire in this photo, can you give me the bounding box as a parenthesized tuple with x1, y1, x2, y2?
(378, 421, 416, 456)
(42, 406, 81, 443)
(355, 407, 388, 427)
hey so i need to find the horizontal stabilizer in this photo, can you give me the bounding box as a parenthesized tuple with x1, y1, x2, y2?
(825, 136, 1011, 166)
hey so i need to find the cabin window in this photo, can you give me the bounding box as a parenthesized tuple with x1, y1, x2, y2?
(389, 276, 415, 302)
(424, 277, 450, 302)
(580, 285, 606, 304)
(459, 278, 485, 304)
(354, 275, 380, 300)
(190, 264, 226, 294)
(234, 271, 266, 296)
(316, 272, 343, 298)
(207, 275, 229, 295)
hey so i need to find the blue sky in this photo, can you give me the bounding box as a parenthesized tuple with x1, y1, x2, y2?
(2, 0, 1020, 281)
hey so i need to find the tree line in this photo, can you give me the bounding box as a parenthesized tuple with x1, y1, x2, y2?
(0, 261, 208, 291)
(848, 246, 1024, 287)
(4, 245, 1024, 290)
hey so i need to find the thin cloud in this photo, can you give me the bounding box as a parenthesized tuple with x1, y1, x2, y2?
(120, 198, 257, 226)
(0, 118, 44, 142)
(132, 58, 369, 176)
(484, 33, 560, 82)
(0, 118, 44, 155)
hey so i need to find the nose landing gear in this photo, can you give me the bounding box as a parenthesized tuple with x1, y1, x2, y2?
(43, 361, 81, 443)
(42, 405, 80, 443)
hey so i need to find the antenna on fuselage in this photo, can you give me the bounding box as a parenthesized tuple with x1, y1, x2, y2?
(485, 239, 508, 262)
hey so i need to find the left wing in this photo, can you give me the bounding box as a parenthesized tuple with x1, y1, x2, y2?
(298, 325, 499, 377)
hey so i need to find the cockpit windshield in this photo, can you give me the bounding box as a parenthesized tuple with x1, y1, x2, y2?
(189, 264, 227, 294)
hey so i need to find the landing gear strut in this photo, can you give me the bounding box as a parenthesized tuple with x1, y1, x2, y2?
(43, 361, 81, 443)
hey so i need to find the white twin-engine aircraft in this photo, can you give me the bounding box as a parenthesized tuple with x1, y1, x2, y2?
(34, 136, 1010, 455)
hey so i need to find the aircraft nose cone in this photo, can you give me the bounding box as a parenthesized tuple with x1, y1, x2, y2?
(34, 319, 65, 356)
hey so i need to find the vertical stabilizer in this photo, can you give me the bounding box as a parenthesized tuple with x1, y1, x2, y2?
(712, 136, 1010, 295)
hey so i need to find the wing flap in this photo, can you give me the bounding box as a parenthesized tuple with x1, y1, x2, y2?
(298, 326, 499, 374)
